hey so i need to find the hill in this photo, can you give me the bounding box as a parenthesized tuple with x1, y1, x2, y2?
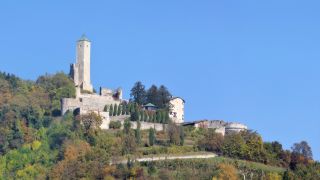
(0, 71, 319, 179)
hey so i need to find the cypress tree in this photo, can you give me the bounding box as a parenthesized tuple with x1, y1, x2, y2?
(164, 111, 170, 124)
(104, 105, 109, 112)
(153, 113, 156, 123)
(130, 111, 139, 121)
(144, 111, 148, 122)
(148, 128, 156, 146)
(121, 104, 125, 115)
(113, 104, 118, 116)
(117, 104, 121, 116)
(135, 120, 141, 145)
(140, 111, 144, 122)
(109, 104, 113, 116)
(161, 111, 166, 123)
(156, 111, 161, 123)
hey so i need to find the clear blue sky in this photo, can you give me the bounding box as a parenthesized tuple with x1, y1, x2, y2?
(0, 1, 319, 160)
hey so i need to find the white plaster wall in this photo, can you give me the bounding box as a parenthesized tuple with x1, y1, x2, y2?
(169, 98, 184, 123)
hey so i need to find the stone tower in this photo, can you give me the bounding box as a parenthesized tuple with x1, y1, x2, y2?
(70, 34, 93, 92)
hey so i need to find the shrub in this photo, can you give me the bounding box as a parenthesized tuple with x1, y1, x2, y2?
(109, 121, 121, 129)
(197, 130, 224, 153)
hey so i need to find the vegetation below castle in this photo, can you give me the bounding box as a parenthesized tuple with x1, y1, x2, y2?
(0, 71, 319, 179)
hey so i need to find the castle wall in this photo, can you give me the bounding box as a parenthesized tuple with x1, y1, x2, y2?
(108, 120, 165, 131)
(61, 98, 81, 115)
(61, 93, 121, 116)
(225, 122, 248, 133)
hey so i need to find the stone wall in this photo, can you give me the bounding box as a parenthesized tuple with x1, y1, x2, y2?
(225, 122, 248, 134)
(110, 115, 130, 122)
(107, 119, 165, 131)
(61, 93, 121, 115)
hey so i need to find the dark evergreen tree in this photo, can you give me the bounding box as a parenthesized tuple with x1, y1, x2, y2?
(146, 85, 158, 105)
(121, 104, 126, 115)
(135, 120, 141, 145)
(153, 113, 157, 123)
(157, 85, 172, 108)
(109, 104, 113, 116)
(164, 111, 170, 124)
(130, 81, 146, 105)
(123, 119, 131, 135)
(148, 128, 156, 146)
(156, 111, 161, 123)
(130, 111, 139, 121)
(113, 104, 118, 116)
(117, 104, 121, 116)
(126, 103, 130, 115)
(139, 111, 144, 122)
(144, 111, 148, 122)
(103, 105, 108, 112)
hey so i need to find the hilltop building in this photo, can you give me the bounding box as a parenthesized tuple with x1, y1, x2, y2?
(61, 35, 185, 130)
(169, 97, 185, 124)
(61, 35, 123, 129)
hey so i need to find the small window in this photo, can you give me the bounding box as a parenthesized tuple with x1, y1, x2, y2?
(80, 98, 83, 102)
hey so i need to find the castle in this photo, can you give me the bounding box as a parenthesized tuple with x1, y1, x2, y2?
(61, 35, 247, 134)
(61, 35, 185, 129)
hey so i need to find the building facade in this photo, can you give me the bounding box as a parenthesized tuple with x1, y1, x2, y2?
(169, 97, 185, 124)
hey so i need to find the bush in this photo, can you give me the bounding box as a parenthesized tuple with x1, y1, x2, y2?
(197, 130, 224, 153)
(109, 121, 121, 129)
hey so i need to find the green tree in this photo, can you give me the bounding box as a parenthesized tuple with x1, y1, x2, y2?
(292, 141, 313, 160)
(140, 111, 144, 122)
(157, 85, 172, 108)
(161, 111, 166, 123)
(135, 120, 141, 145)
(146, 85, 158, 105)
(152, 113, 156, 123)
(148, 128, 156, 146)
(80, 112, 102, 135)
(167, 122, 180, 145)
(221, 133, 246, 159)
(117, 104, 121, 116)
(113, 104, 118, 116)
(109, 121, 121, 129)
(130, 81, 146, 105)
(109, 104, 113, 116)
(156, 111, 161, 123)
(121, 103, 126, 115)
(123, 119, 131, 135)
(122, 119, 136, 154)
(130, 111, 139, 121)
(179, 126, 185, 146)
(144, 111, 148, 122)
(104, 105, 109, 112)
(197, 129, 224, 152)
